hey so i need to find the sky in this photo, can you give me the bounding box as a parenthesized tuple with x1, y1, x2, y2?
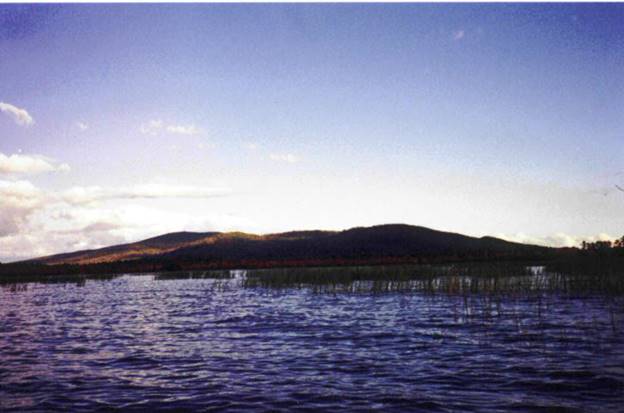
(0, 3, 623, 262)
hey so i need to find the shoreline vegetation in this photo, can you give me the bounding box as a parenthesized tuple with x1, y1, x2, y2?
(2, 260, 624, 297)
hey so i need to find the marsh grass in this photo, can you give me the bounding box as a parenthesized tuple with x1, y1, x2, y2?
(240, 263, 624, 332)
(2, 261, 623, 298)
(154, 269, 236, 280)
(0, 272, 121, 287)
(0, 269, 236, 288)
(241, 263, 624, 296)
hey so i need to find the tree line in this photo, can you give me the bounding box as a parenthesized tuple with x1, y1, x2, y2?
(581, 237, 624, 252)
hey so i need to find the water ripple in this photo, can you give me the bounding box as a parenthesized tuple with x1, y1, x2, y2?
(0, 275, 623, 412)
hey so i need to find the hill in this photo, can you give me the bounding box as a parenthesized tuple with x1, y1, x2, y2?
(24, 224, 552, 270)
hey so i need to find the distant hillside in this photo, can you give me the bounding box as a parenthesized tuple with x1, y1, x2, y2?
(33, 231, 220, 265)
(28, 224, 552, 267)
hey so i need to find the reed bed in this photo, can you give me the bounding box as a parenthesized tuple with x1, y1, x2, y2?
(241, 263, 624, 296)
(0, 272, 121, 287)
(2, 262, 623, 298)
(153, 269, 236, 280)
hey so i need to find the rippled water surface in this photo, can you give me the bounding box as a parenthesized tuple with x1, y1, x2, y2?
(1, 274, 623, 412)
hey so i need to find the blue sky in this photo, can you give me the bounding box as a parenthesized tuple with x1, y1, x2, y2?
(1, 3, 623, 261)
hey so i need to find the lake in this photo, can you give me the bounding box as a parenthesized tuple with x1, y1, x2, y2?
(1, 269, 623, 412)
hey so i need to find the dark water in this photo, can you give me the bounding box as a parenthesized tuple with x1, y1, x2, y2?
(1, 274, 623, 412)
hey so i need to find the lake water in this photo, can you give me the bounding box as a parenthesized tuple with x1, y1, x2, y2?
(1, 273, 623, 412)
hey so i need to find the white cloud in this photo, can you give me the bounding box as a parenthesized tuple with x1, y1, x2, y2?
(81, 221, 122, 233)
(139, 119, 164, 135)
(197, 142, 216, 150)
(269, 153, 300, 163)
(0, 179, 619, 261)
(166, 124, 199, 135)
(0, 101, 34, 126)
(140, 119, 200, 136)
(497, 232, 616, 248)
(0, 153, 71, 175)
(94, 205, 253, 240)
(60, 183, 231, 205)
(0, 180, 45, 236)
(75, 121, 88, 131)
(0, 180, 249, 262)
(244, 142, 259, 150)
(453, 30, 465, 41)
(0, 225, 126, 262)
(0, 234, 45, 262)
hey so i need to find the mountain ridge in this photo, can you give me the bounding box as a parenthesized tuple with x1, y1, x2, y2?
(27, 224, 551, 266)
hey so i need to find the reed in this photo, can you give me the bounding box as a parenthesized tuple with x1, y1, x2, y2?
(241, 263, 624, 296)
(0, 272, 121, 286)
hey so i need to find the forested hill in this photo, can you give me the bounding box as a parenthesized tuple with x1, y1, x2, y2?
(10, 224, 553, 272)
